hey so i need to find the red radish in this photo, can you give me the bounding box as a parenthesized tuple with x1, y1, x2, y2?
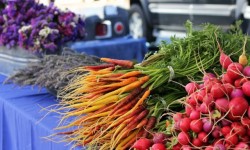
(198, 102, 210, 114)
(190, 119, 203, 133)
(225, 133, 238, 145)
(229, 97, 248, 119)
(221, 126, 231, 137)
(185, 82, 199, 95)
(226, 63, 243, 80)
(204, 78, 221, 92)
(215, 98, 229, 113)
(212, 126, 221, 138)
(213, 139, 223, 145)
(241, 117, 250, 128)
(210, 83, 226, 99)
(151, 143, 166, 150)
(234, 77, 248, 88)
(230, 88, 244, 99)
(203, 120, 213, 133)
(203, 73, 216, 82)
(174, 120, 180, 131)
(192, 138, 203, 147)
(221, 119, 231, 126)
(173, 113, 182, 122)
(198, 132, 208, 143)
(243, 66, 250, 77)
(196, 89, 206, 102)
(132, 138, 152, 150)
(248, 128, 250, 136)
(172, 143, 182, 150)
(181, 145, 192, 150)
(248, 106, 250, 118)
(153, 132, 167, 144)
(235, 142, 250, 150)
(204, 145, 213, 150)
(203, 93, 214, 106)
(220, 52, 233, 70)
(179, 118, 191, 132)
(189, 110, 200, 120)
(240, 135, 250, 142)
(222, 83, 234, 95)
(221, 73, 234, 84)
(199, 83, 204, 89)
(185, 105, 193, 116)
(177, 131, 190, 145)
(231, 122, 247, 136)
(213, 144, 226, 150)
(242, 81, 250, 97)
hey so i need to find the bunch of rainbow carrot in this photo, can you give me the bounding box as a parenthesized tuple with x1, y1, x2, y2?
(53, 58, 158, 149)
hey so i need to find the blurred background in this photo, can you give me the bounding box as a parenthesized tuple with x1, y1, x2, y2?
(39, 0, 250, 47)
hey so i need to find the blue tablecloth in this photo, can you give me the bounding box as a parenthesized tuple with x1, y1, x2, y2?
(0, 75, 81, 150)
(69, 36, 147, 62)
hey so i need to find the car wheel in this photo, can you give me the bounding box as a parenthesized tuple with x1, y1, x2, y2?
(129, 4, 154, 41)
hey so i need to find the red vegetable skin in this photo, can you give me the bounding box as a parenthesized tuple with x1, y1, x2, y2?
(189, 110, 200, 120)
(226, 63, 243, 80)
(225, 133, 238, 145)
(228, 97, 248, 120)
(221, 126, 231, 137)
(151, 143, 167, 150)
(190, 119, 203, 133)
(185, 82, 199, 95)
(235, 142, 250, 150)
(215, 33, 233, 70)
(177, 131, 190, 145)
(132, 138, 152, 150)
(215, 98, 229, 113)
(243, 66, 250, 77)
(248, 106, 250, 118)
(210, 83, 226, 99)
(153, 132, 167, 144)
(234, 77, 248, 88)
(179, 118, 191, 132)
(231, 122, 247, 137)
(198, 132, 208, 143)
(230, 88, 244, 99)
(242, 81, 250, 97)
(192, 138, 203, 147)
(204, 145, 213, 150)
(241, 117, 250, 128)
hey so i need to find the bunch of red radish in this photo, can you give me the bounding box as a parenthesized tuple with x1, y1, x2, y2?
(132, 132, 168, 150)
(172, 49, 250, 149)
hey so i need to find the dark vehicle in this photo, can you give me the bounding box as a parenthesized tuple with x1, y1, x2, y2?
(84, 5, 129, 41)
(129, 0, 250, 41)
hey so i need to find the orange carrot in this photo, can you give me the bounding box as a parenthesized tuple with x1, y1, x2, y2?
(131, 88, 151, 112)
(136, 118, 148, 129)
(100, 57, 134, 68)
(119, 76, 150, 94)
(118, 70, 142, 79)
(99, 77, 138, 88)
(239, 36, 248, 66)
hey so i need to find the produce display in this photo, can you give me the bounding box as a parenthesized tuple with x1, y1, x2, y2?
(5, 48, 102, 95)
(41, 21, 249, 149)
(0, 0, 85, 54)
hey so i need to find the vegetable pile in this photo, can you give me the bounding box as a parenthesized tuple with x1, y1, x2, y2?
(5, 48, 101, 95)
(48, 21, 250, 150)
(0, 0, 85, 54)
(159, 40, 250, 150)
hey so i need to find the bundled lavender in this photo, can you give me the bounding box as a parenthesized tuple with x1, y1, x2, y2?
(0, 0, 85, 54)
